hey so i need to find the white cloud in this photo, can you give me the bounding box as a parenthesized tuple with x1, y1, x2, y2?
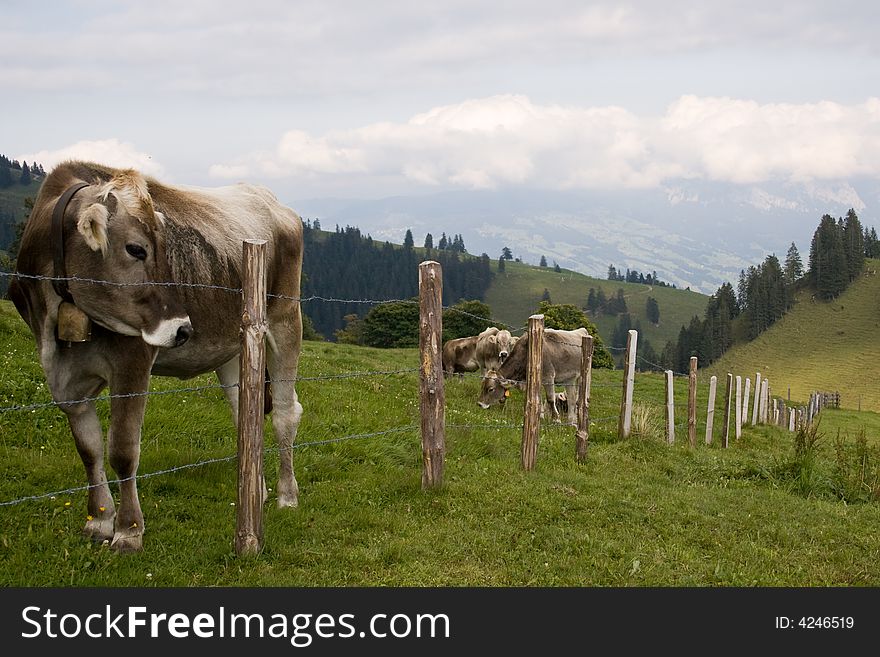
(17, 140, 166, 178)
(212, 94, 880, 192)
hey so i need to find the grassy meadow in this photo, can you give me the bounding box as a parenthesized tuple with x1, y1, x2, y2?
(1, 299, 879, 586)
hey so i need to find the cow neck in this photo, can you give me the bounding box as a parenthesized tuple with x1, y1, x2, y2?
(498, 336, 528, 380)
(51, 182, 90, 302)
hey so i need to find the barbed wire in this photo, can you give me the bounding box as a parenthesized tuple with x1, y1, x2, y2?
(0, 424, 418, 508)
(1, 270, 525, 335)
(0, 383, 239, 414)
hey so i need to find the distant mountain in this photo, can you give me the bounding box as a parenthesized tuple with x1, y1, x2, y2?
(294, 179, 879, 293)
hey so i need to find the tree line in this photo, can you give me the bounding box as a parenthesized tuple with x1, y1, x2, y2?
(300, 222, 494, 340)
(0, 154, 45, 189)
(651, 209, 874, 373)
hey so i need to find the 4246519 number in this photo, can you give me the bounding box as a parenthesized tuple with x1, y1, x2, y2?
(775, 617, 854, 629)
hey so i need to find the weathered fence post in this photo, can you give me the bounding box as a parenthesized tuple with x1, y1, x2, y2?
(742, 377, 751, 426)
(705, 375, 717, 445)
(236, 239, 268, 556)
(687, 356, 697, 448)
(575, 335, 594, 463)
(734, 375, 742, 440)
(762, 380, 770, 424)
(789, 406, 795, 432)
(665, 370, 675, 445)
(752, 372, 762, 425)
(522, 314, 545, 470)
(618, 329, 638, 440)
(419, 261, 445, 489)
(721, 373, 733, 448)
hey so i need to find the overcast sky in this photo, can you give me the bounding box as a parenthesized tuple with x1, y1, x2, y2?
(3, 0, 879, 200)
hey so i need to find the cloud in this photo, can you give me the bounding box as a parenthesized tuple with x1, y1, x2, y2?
(211, 94, 880, 192)
(16, 140, 166, 178)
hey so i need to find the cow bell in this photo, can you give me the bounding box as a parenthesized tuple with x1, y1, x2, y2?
(57, 301, 92, 342)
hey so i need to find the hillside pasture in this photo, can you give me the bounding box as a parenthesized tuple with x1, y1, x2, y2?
(484, 260, 709, 351)
(706, 259, 880, 413)
(0, 300, 878, 586)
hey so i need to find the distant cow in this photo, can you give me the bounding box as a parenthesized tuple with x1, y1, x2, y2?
(474, 326, 514, 376)
(442, 336, 480, 379)
(9, 161, 305, 552)
(477, 327, 590, 424)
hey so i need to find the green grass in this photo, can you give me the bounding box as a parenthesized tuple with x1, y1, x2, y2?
(706, 259, 880, 412)
(1, 299, 878, 586)
(484, 260, 709, 351)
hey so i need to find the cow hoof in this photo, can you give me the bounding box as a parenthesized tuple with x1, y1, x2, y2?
(110, 529, 144, 553)
(277, 493, 299, 509)
(83, 516, 115, 542)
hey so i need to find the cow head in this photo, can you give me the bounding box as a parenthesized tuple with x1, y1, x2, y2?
(496, 329, 513, 362)
(477, 369, 514, 409)
(63, 171, 192, 347)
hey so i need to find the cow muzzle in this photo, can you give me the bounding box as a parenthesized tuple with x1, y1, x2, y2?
(499, 350, 509, 361)
(142, 316, 194, 348)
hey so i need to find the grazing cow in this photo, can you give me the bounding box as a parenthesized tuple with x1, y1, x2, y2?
(442, 335, 480, 379)
(8, 161, 304, 552)
(474, 326, 514, 376)
(477, 327, 590, 424)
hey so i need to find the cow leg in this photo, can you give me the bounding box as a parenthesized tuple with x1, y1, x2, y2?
(544, 383, 560, 422)
(215, 356, 268, 503)
(215, 357, 240, 425)
(56, 378, 116, 542)
(564, 383, 578, 426)
(267, 319, 303, 509)
(106, 363, 153, 553)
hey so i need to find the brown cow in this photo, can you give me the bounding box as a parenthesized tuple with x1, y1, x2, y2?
(442, 335, 480, 379)
(474, 326, 514, 376)
(477, 327, 589, 424)
(8, 160, 304, 551)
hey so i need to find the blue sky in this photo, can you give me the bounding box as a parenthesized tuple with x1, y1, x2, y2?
(3, 0, 879, 200)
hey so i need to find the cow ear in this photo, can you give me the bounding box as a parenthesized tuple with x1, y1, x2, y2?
(77, 203, 110, 254)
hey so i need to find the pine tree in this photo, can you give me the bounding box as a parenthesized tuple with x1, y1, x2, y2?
(541, 288, 551, 303)
(19, 162, 31, 186)
(501, 246, 513, 260)
(596, 288, 608, 315)
(810, 214, 848, 299)
(539, 255, 548, 267)
(438, 233, 448, 250)
(0, 163, 13, 189)
(646, 297, 660, 324)
(424, 233, 433, 249)
(403, 229, 414, 249)
(586, 288, 597, 314)
(842, 208, 864, 281)
(553, 262, 561, 273)
(607, 264, 617, 280)
(783, 242, 804, 286)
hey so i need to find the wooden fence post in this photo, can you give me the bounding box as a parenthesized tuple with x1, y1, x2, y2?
(721, 373, 733, 448)
(789, 406, 795, 432)
(761, 380, 770, 424)
(665, 370, 675, 445)
(734, 375, 742, 440)
(419, 261, 445, 489)
(705, 375, 717, 445)
(751, 372, 761, 425)
(618, 330, 638, 440)
(742, 377, 751, 426)
(575, 335, 594, 463)
(522, 314, 545, 470)
(236, 239, 268, 556)
(687, 356, 697, 448)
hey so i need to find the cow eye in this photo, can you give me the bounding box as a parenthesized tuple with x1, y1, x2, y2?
(126, 244, 147, 261)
